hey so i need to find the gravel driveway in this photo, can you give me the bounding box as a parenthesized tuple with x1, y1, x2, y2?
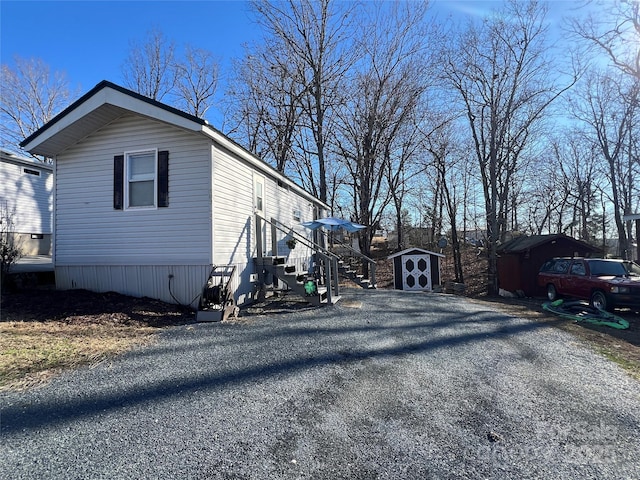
(1, 289, 639, 479)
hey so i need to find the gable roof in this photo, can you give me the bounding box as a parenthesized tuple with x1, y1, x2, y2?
(20, 80, 206, 156)
(387, 247, 445, 259)
(496, 234, 600, 254)
(20, 80, 328, 209)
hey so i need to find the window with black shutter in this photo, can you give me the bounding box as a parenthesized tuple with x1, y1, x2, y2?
(158, 150, 169, 207)
(114, 154, 124, 210)
(114, 150, 169, 210)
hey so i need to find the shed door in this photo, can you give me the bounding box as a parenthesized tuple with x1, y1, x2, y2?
(401, 254, 431, 291)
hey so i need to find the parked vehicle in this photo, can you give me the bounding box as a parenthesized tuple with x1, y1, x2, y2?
(537, 258, 640, 311)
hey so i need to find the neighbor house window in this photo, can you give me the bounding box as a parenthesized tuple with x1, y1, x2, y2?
(126, 150, 157, 208)
(293, 209, 301, 222)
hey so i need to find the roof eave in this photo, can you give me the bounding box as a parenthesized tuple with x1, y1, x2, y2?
(21, 80, 206, 157)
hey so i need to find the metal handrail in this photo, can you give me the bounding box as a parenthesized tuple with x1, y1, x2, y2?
(257, 213, 340, 262)
(256, 213, 341, 300)
(322, 231, 377, 286)
(256, 213, 376, 290)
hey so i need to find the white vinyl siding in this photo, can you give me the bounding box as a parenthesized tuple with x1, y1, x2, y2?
(211, 143, 318, 304)
(55, 114, 212, 266)
(0, 157, 53, 234)
(56, 264, 211, 308)
(264, 174, 317, 260)
(211, 145, 254, 264)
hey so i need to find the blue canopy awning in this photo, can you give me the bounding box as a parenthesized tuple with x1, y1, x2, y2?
(301, 217, 366, 233)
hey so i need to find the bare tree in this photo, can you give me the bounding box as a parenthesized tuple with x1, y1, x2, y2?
(122, 28, 176, 101)
(424, 119, 467, 283)
(441, 0, 576, 295)
(226, 39, 307, 173)
(569, 0, 640, 79)
(0, 57, 73, 156)
(548, 130, 604, 241)
(567, 69, 639, 258)
(249, 0, 355, 203)
(173, 46, 219, 117)
(334, 1, 430, 260)
(385, 122, 425, 253)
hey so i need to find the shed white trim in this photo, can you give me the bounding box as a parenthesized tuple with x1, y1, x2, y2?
(387, 247, 445, 260)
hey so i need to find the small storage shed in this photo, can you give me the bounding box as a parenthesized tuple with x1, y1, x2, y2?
(388, 248, 444, 291)
(496, 234, 601, 297)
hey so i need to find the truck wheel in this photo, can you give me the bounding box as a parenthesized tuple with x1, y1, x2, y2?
(547, 284, 559, 301)
(590, 290, 608, 311)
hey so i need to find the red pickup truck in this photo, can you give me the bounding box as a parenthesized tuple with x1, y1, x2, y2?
(537, 258, 640, 311)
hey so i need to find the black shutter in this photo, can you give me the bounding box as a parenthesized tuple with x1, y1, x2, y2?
(158, 150, 169, 207)
(114, 155, 124, 210)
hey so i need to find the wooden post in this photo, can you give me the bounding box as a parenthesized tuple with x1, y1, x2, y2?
(271, 218, 278, 257)
(256, 214, 263, 259)
(636, 219, 639, 262)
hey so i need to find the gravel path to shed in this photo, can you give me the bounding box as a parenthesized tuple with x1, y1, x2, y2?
(1, 289, 639, 479)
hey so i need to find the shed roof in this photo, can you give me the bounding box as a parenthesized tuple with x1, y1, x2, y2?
(496, 234, 600, 254)
(20, 80, 328, 209)
(387, 247, 445, 259)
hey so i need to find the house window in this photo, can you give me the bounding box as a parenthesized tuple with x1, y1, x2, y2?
(114, 150, 168, 210)
(126, 150, 156, 208)
(293, 209, 301, 222)
(254, 175, 264, 213)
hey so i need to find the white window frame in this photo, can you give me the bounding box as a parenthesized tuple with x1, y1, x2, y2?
(125, 149, 157, 210)
(253, 173, 265, 215)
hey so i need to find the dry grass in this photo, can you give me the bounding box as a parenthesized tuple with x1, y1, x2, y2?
(1, 288, 192, 391)
(0, 321, 156, 390)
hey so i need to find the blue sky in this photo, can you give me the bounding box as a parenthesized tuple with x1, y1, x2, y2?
(1, 1, 260, 93)
(1, 0, 584, 125)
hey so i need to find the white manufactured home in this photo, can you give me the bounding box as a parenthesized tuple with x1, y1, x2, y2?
(0, 149, 53, 255)
(20, 81, 376, 308)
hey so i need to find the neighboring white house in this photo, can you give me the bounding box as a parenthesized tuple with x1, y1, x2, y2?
(20, 80, 330, 307)
(0, 149, 53, 255)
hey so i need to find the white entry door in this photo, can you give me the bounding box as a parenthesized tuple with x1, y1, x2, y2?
(401, 255, 431, 291)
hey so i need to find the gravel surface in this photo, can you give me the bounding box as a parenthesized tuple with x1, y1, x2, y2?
(1, 288, 639, 479)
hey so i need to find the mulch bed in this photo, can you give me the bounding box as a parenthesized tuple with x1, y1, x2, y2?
(1, 289, 194, 327)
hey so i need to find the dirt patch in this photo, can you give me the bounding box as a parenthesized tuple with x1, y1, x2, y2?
(1, 288, 193, 327)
